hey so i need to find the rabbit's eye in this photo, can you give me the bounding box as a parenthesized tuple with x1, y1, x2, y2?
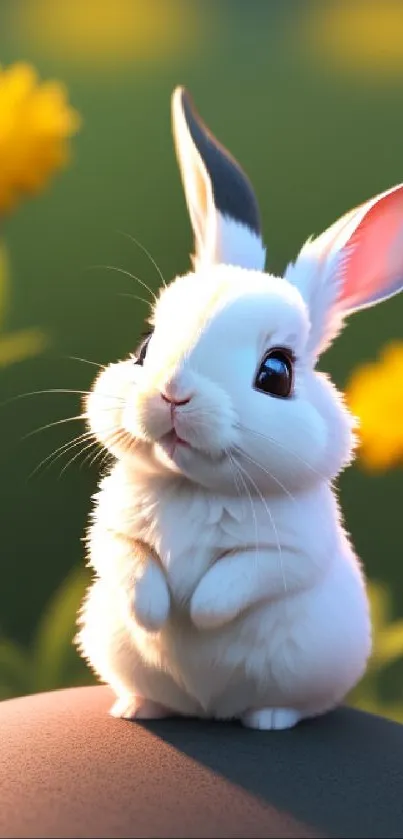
(254, 348, 294, 398)
(134, 331, 153, 366)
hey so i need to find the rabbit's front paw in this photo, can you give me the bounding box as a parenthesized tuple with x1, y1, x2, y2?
(190, 571, 241, 630)
(132, 560, 170, 632)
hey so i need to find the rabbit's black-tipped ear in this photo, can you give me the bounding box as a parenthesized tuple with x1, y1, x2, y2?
(171, 86, 266, 270)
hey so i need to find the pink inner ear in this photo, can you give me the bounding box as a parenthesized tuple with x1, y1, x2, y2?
(340, 185, 403, 311)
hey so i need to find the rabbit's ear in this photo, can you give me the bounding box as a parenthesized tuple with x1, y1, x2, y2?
(285, 183, 403, 359)
(171, 86, 266, 271)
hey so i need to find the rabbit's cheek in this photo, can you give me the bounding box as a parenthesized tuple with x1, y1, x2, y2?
(121, 393, 170, 442)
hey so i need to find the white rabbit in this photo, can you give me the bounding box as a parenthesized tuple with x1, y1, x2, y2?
(76, 86, 403, 730)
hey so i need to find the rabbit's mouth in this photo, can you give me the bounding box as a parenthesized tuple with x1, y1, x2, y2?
(158, 429, 191, 459)
(155, 429, 229, 469)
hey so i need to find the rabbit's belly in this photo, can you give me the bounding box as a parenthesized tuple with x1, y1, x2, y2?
(157, 556, 371, 718)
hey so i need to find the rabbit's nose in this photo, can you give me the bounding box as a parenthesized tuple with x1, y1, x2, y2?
(160, 392, 191, 407)
(160, 370, 194, 405)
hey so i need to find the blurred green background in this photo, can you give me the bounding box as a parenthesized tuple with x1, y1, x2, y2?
(1, 0, 403, 718)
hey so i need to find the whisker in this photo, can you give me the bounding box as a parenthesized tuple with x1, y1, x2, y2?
(117, 292, 151, 307)
(58, 438, 99, 478)
(26, 431, 94, 482)
(231, 453, 288, 597)
(233, 445, 297, 506)
(27, 424, 128, 482)
(88, 264, 157, 302)
(228, 451, 259, 565)
(81, 427, 126, 468)
(63, 355, 105, 370)
(1, 389, 125, 409)
(235, 422, 326, 481)
(81, 443, 109, 472)
(22, 415, 87, 441)
(226, 450, 243, 501)
(117, 229, 167, 289)
(78, 428, 129, 473)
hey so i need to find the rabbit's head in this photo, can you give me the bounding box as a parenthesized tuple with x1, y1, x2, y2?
(87, 87, 403, 496)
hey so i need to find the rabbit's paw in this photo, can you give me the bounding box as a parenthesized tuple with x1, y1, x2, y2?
(241, 707, 302, 730)
(110, 696, 173, 720)
(132, 560, 170, 632)
(190, 573, 241, 630)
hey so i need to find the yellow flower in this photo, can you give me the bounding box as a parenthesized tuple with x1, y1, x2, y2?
(0, 62, 80, 213)
(303, 0, 403, 81)
(345, 342, 403, 470)
(13, 0, 200, 68)
(0, 328, 48, 368)
(348, 580, 403, 724)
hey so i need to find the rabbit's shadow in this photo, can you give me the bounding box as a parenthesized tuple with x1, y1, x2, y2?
(139, 707, 403, 839)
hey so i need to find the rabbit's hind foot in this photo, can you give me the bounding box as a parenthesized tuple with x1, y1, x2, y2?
(110, 695, 175, 721)
(241, 707, 302, 730)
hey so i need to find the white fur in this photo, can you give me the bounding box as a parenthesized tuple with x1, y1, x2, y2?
(76, 92, 403, 730)
(76, 263, 371, 728)
(212, 215, 266, 271)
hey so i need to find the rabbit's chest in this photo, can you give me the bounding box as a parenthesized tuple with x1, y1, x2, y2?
(147, 492, 248, 601)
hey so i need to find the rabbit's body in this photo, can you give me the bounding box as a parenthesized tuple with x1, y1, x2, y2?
(78, 459, 370, 724)
(76, 87, 403, 728)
